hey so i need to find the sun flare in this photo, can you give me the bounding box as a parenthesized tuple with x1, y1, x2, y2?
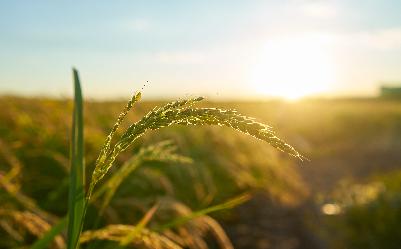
(251, 34, 336, 100)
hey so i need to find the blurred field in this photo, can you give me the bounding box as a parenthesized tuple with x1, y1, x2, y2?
(1, 96, 401, 249)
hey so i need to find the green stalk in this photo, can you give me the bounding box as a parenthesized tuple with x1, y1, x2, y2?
(67, 68, 86, 249)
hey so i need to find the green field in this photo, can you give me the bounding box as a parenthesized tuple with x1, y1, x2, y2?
(1, 96, 401, 249)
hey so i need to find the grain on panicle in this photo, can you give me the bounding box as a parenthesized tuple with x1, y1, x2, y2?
(92, 141, 192, 213)
(89, 92, 141, 197)
(120, 97, 204, 142)
(88, 94, 303, 199)
(154, 196, 247, 249)
(120, 106, 303, 160)
(80, 225, 183, 249)
(96, 91, 141, 166)
(89, 96, 204, 194)
(0, 210, 65, 248)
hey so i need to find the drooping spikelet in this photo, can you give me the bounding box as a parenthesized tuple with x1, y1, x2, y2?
(92, 140, 192, 212)
(0, 209, 65, 248)
(0, 139, 57, 223)
(95, 92, 142, 174)
(0, 139, 22, 186)
(80, 225, 183, 249)
(88, 93, 303, 199)
(155, 196, 248, 249)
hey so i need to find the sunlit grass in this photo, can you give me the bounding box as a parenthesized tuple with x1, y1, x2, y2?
(2, 77, 400, 248)
(19, 69, 303, 249)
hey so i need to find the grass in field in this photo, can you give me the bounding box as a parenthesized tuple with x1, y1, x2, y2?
(2, 73, 400, 248)
(0, 69, 303, 249)
(72, 67, 302, 248)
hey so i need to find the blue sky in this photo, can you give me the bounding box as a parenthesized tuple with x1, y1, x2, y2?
(1, 0, 401, 99)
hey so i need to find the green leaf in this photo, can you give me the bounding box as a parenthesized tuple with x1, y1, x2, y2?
(158, 193, 251, 231)
(119, 203, 160, 247)
(30, 217, 68, 249)
(67, 68, 86, 249)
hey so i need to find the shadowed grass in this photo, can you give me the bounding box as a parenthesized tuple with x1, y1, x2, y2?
(158, 193, 251, 231)
(80, 194, 249, 249)
(92, 140, 192, 214)
(31, 218, 67, 249)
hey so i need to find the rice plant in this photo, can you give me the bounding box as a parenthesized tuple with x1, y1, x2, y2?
(0, 68, 303, 248)
(92, 140, 193, 214)
(0, 209, 65, 248)
(80, 195, 249, 249)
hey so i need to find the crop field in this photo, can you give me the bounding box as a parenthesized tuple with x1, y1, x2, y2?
(2, 0, 401, 248)
(1, 92, 400, 249)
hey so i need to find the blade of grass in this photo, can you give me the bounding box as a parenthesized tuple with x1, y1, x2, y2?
(31, 140, 189, 248)
(119, 202, 160, 247)
(67, 68, 85, 249)
(158, 193, 251, 231)
(30, 217, 68, 249)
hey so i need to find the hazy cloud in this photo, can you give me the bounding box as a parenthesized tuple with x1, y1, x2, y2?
(152, 51, 207, 64)
(300, 1, 339, 19)
(353, 28, 401, 50)
(328, 28, 401, 50)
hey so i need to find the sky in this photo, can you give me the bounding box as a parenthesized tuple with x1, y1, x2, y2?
(1, 0, 401, 100)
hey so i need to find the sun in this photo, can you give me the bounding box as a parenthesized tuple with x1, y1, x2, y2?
(250, 34, 336, 100)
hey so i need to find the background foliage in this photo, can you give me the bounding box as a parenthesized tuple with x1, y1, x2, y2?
(1, 96, 401, 248)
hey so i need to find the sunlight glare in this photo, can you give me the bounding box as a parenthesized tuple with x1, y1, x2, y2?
(250, 34, 336, 100)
